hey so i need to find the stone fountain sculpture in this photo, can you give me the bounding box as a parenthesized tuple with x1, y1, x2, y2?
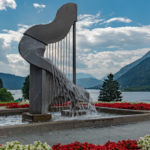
(19, 3, 89, 122)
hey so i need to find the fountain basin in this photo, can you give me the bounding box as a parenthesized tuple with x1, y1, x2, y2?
(61, 110, 86, 117)
(0, 113, 150, 137)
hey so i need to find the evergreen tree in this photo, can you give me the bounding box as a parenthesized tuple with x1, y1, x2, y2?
(98, 73, 122, 102)
(0, 78, 3, 89)
(22, 75, 29, 99)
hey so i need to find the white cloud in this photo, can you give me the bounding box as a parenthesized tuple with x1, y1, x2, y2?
(77, 48, 150, 79)
(75, 13, 150, 78)
(0, 0, 17, 10)
(0, 24, 30, 76)
(76, 13, 150, 51)
(0, 12, 150, 79)
(0, 24, 30, 48)
(104, 17, 132, 24)
(33, 3, 46, 9)
(6, 54, 29, 76)
(78, 12, 103, 30)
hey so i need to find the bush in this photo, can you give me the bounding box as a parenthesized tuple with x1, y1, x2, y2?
(0, 88, 14, 102)
(0, 141, 52, 150)
(138, 135, 150, 149)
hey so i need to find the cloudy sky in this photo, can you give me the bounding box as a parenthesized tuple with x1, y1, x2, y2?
(0, 0, 150, 79)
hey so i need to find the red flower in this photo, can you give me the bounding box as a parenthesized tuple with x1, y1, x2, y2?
(52, 140, 140, 150)
(94, 102, 150, 110)
(6, 103, 29, 108)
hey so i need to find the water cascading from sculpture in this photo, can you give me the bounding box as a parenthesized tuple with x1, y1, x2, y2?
(19, 3, 90, 116)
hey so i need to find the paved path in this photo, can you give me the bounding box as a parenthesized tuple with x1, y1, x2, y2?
(0, 120, 150, 145)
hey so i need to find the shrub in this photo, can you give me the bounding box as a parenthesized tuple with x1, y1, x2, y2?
(0, 88, 14, 102)
(0, 141, 52, 150)
(138, 135, 150, 150)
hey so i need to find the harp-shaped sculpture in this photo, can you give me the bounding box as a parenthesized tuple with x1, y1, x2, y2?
(19, 3, 89, 120)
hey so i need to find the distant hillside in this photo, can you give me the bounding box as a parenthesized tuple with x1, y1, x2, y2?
(114, 51, 150, 79)
(117, 57, 150, 89)
(0, 72, 99, 90)
(124, 85, 150, 92)
(77, 77, 102, 89)
(0, 73, 25, 90)
(86, 84, 102, 89)
(77, 73, 95, 79)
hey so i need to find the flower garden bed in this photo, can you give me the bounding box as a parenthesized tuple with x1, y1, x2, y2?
(95, 102, 150, 110)
(1, 102, 150, 111)
(54, 102, 150, 111)
(0, 135, 150, 150)
(0, 102, 29, 109)
(6, 103, 29, 108)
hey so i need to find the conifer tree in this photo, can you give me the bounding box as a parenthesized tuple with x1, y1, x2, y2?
(22, 75, 29, 99)
(98, 73, 122, 102)
(0, 78, 3, 89)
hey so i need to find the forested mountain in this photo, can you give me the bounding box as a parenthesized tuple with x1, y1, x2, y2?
(0, 72, 100, 89)
(117, 57, 150, 89)
(114, 51, 150, 79)
(0, 73, 25, 90)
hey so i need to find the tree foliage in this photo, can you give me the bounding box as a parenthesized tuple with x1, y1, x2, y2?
(98, 73, 122, 102)
(22, 75, 29, 99)
(0, 78, 3, 89)
(0, 88, 14, 101)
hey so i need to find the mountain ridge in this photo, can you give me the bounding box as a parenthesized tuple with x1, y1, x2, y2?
(0, 72, 25, 90)
(77, 77, 102, 89)
(0, 72, 100, 89)
(117, 57, 150, 89)
(114, 51, 150, 79)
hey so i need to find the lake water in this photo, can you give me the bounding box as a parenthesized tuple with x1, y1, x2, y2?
(9, 89, 150, 103)
(87, 89, 150, 103)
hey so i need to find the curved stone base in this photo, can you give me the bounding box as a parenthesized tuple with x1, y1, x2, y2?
(61, 110, 86, 117)
(22, 112, 51, 122)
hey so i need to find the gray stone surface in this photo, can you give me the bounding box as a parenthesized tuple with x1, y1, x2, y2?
(25, 3, 77, 44)
(0, 120, 150, 145)
(0, 108, 28, 116)
(19, 35, 89, 114)
(18, 3, 90, 115)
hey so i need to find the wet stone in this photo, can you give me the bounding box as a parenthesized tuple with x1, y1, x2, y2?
(22, 112, 52, 122)
(61, 110, 86, 117)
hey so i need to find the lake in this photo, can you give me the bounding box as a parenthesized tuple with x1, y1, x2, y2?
(9, 89, 150, 103)
(87, 89, 150, 103)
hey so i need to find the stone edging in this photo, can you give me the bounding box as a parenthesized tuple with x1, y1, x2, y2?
(0, 107, 150, 136)
(0, 113, 150, 136)
(0, 108, 29, 116)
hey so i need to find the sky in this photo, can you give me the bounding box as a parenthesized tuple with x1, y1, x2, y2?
(0, 0, 150, 79)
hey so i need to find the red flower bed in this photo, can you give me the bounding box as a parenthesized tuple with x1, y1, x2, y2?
(52, 140, 139, 150)
(0, 102, 18, 107)
(95, 102, 150, 110)
(6, 103, 29, 108)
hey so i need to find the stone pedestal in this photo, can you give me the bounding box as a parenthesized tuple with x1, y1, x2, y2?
(22, 112, 51, 122)
(61, 110, 86, 117)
